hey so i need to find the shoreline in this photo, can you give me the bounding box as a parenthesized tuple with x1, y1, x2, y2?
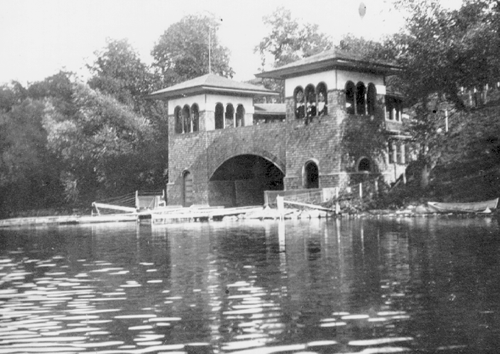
(1, 205, 497, 228)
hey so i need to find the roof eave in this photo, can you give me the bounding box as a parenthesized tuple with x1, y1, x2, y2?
(256, 59, 401, 80)
(148, 85, 279, 100)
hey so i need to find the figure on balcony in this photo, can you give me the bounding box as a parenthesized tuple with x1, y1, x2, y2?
(295, 90, 305, 119)
(317, 92, 326, 118)
(306, 92, 316, 125)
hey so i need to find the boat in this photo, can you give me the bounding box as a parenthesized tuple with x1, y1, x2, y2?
(427, 198, 499, 213)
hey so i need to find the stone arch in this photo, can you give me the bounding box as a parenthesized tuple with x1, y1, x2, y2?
(182, 104, 191, 133)
(345, 81, 355, 115)
(215, 103, 224, 129)
(367, 83, 377, 116)
(316, 82, 328, 116)
(191, 103, 199, 132)
(174, 106, 182, 134)
(303, 159, 319, 189)
(208, 153, 285, 207)
(236, 104, 245, 127)
(294, 86, 305, 119)
(209, 148, 285, 180)
(356, 81, 366, 115)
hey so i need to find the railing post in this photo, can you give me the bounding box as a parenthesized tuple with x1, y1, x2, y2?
(335, 187, 340, 214)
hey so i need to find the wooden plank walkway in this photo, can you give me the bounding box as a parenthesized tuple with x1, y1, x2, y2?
(143, 206, 263, 224)
(0, 206, 265, 227)
(0, 214, 137, 228)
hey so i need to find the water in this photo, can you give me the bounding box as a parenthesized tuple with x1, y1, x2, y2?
(0, 217, 499, 353)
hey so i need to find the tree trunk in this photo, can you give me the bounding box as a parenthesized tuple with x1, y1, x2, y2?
(420, 163, 429, 189)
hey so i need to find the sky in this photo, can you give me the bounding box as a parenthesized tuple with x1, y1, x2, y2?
(0, 0, 462, 86)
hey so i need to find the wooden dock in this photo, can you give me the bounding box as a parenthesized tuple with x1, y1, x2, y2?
(141, 206, 264, 224)
(0, 213, 137, 228)
(0, 206, 266, 227)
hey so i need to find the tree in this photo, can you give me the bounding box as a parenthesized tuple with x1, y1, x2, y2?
(381, 0, 500, 189)
(0, 97, 62, 214)
(88, 39, 161, 113)
(152, 14, 234, 86)
(336, 33, 399, 62)
(255, 7, 333, 101)
(43, 82, 160, 204)
(393, 0, 500, 109)
(256, 7, 332, 69)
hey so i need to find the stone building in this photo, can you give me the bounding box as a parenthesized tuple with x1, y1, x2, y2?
(149, 49, 409, 207)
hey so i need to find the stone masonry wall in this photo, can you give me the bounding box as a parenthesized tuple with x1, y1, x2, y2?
(167, 122, 287, 206)
(167, 89, 394, 205)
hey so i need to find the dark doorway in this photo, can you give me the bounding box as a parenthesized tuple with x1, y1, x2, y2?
(304, 161, 319, 189)
(358, 158, 371, 172)
(182, 171, 193, 207)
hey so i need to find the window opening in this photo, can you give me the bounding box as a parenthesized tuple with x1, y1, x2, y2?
(345, 81, 355, 115)
(174, 106, 182, 134)
(236, 104, 245, 127)
(316, 83, 327, 117)
(215, 103, 224, 129)
(225, 104, 235, 128)
(191, 104, 199, 132)
(182, 105, 191, 133)
(356, 82, 366, 115)
(388, 141, 395, 163)
(294, 87, 305, 119)
(305, 84, 316, 123)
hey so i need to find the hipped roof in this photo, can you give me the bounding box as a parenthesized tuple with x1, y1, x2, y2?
(254, 103, 286, 116)
(148, 73, 279, 99)
(255, 49, 401, 79)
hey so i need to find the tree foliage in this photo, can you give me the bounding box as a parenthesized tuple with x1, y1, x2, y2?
(87, 39, 160, 112)
(0, 84, 62, 214)
(393, 0, 500, 109)
(256, 7, 332, 69)
(255, 7, 332, 101)
(152, 14, 234, 85)
(43, 82, 160, 203)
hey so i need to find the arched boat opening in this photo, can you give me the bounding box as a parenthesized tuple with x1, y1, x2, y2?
(208, 155, 284, 207)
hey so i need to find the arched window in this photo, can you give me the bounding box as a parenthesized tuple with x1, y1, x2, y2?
(304, 161, 319, 189)
(182, 105, 190, 133)
(345, 81, 355, 115)
(215, 103, 224, 129)
(294, 86, 305, 119)
(367, 83, 377, 115)
(182, 170, 193, 207)
(305, 84, 316, 118)
(316, 82, 328, 116)
(191, 104, 199, 132)
(358, 157, 371, 172)
(236, 104, 245, 127)
(174, 106, 182, 134)
(356, 82, 366, 115)
(225, 103, 234, 128)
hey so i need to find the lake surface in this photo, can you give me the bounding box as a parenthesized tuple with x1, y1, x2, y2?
(0, 217, 499, 354)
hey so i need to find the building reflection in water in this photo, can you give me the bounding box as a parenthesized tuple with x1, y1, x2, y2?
(0, 217, 499, 353)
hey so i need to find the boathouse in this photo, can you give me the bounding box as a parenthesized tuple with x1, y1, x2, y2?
(149, 49, 409, 207)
